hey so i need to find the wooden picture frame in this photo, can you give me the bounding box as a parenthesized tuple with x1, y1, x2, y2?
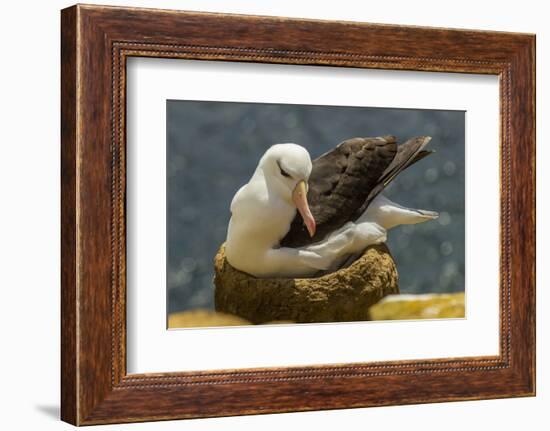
(61, 4, 536, 425)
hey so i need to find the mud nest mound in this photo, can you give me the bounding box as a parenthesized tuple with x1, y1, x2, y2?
(214, 243, 399, 324)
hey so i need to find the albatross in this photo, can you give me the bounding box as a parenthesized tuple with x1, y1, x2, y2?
(225, 136, 439, 278)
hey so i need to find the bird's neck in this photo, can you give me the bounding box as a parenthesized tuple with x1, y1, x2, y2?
(227, 173, 296, 250)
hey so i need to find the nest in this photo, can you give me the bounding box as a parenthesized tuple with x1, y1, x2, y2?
(214, 243, 399, 324)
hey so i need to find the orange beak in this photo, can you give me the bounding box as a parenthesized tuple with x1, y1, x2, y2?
(292, 180, 316, 237)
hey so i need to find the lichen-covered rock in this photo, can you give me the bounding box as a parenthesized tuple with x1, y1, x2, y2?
(368, 292, 465, 320)
(214, 243, 399, 324)
(168, 309, 251, 328)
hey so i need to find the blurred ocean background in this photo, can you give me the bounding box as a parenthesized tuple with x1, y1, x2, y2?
(167, 100, 465, 315)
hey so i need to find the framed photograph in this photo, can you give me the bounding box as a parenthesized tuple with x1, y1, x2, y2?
(61, 4, 535, 425)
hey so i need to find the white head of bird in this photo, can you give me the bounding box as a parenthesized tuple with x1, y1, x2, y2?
(257, 143, 316, 236)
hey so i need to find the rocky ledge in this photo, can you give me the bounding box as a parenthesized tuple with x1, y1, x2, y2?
(368, 292, 465, 320)
(168, 309, 250, 328)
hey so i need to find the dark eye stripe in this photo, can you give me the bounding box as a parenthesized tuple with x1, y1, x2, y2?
(280, 167, 291, 178)
(277, 161, 292, 178)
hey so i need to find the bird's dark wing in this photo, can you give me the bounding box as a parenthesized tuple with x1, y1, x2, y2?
(280, 136, 397, 248)
(351, 136, 433, 219)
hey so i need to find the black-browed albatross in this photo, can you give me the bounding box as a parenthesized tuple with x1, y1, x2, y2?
(225, 136, 438, 278)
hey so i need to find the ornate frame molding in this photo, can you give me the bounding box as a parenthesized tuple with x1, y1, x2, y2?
(61, 5, 535, 425)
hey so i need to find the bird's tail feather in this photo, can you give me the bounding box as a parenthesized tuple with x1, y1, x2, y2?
(416, 209, 439, 219)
